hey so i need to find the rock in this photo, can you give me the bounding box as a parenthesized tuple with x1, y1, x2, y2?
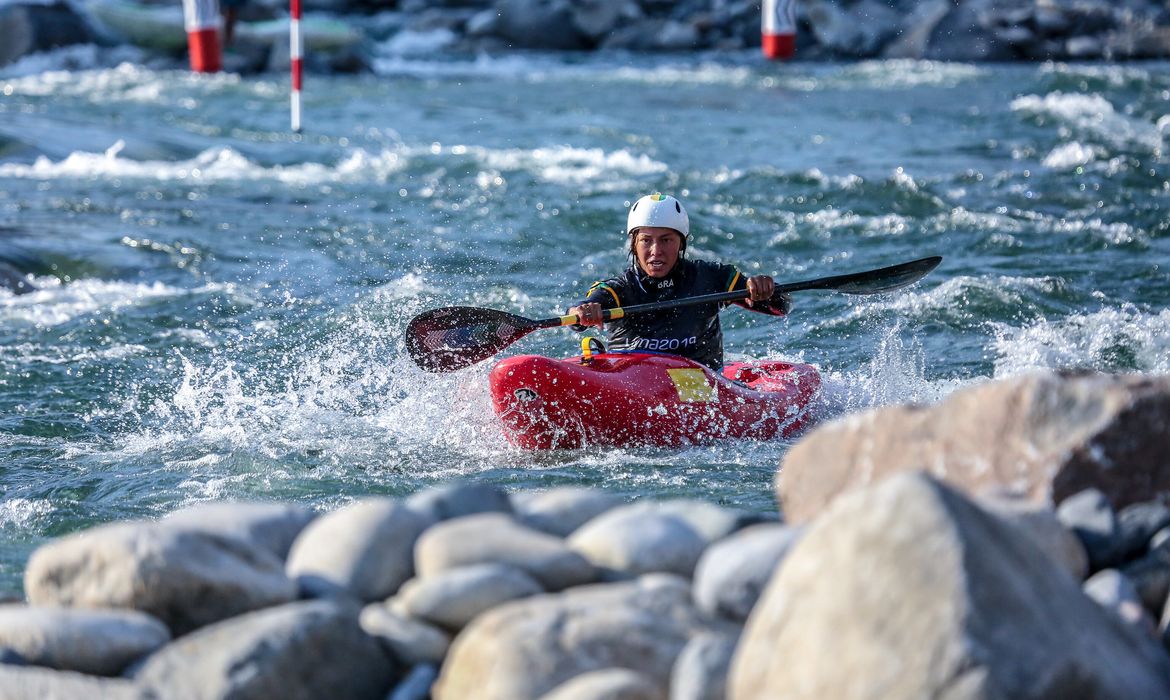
(925, 4, 1016, 61)
(162, 501, 317, 560)
(804, 0, 901, 57)
(511, 487, 624, 537)
(1120, 539, 1170, 617)
(133, 599, 396, 700)
(778, 372, 1170, 524)
(0, 605, 169, 676)
(286, 497, 432, 601)
(731, 472, 1170, 699)
(433, 575, 734, 700)
(647, 499, 768, 544)
(669, 632, 736, 700)
(389, 664, 439, 700)
(492, 0, 590, 50)
(1084, 569, 1158, 635)
(393, 563, 543, 631)
(979, 495, 1089, 581)
(541, 668, 663, 700)
(1056, 488, 1122, 570)
(359, 604, 450, 666)
(415, 513, 597, 591)
(1117, 501, 1170, 560)
(599, 18, 699, 51)
(1067, 34, 1105, 59)
(881, 0, 951, 59)
(24, 521, 296, 636)
(0, 665, 142, 700)
(406, 482, 512, 522)
(0, 2, 96, 69)
(569, 506, 706, 578)
(569, 0, 628, 41)
(692, 523, 803, 622)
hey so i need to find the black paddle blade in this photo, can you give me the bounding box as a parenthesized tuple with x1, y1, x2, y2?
(780, 256, 942, 296)
(405, 306, 539, 373)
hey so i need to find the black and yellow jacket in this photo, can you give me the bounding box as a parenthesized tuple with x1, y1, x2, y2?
(572, 258, 790, 369)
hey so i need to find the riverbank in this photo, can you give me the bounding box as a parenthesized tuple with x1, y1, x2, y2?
(3, 0, 1170, 74)
(2, 370, 1169, 698)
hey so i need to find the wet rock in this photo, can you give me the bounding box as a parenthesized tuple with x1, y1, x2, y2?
(599, 18, 700, 51)
(0, 665, 142, 700)
(433, 574, 734, 700)
(1120, 538, 1170, 617)
(286, 497, 432, 601)
(881, 0, 951, 59)
(162, 501, 316, 561)
(1117, 501, 1170, 560)
(24, 521, 295, 636)
(569, 0, 631, 42)
(569, 506, 706, 578)
(691, 523, 803, 622)
(542, 667, 663, 700)
(415, 512, 597, 591)
(0, 605, 169, 676)
(804, 0, 901, 57)
(406, 481, 512, 522)
(393, 562, 543, 631)
(0, 1, 97, 69)
(778, 372, 1170, 524)
(731, 473, 1170, 699)
(669, 632, 736, 700)
(1056, 488, 1122, 570)
(133, 599, 396, 700)
(511, 487, 624, 537)
(492, 0, 590, 50)
(924, 3, 1016, 61)
(359, 604, 450, 665)
(1084, 569, 1157, 635)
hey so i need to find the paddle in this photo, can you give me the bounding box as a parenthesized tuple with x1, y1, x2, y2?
(406, 255, 941, 373)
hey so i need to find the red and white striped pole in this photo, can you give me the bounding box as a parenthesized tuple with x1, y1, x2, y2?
(762, 0, 796, 60)
(183, 0, 222, 72)
(290, 0, 303, 133)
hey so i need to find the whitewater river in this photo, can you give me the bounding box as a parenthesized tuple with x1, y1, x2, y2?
(0, 46, 1168, 593)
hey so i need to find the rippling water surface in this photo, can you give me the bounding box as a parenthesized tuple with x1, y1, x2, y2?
(1, 48, 1168, 592)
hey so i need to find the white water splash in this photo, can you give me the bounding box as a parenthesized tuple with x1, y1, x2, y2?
(1011, 91, 1163, 154)
(992, 307, 1170, 377)
(0, 276, 238, 327)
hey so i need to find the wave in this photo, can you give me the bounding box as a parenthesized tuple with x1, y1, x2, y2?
(1011, 90, 1164, 155)
(0, 276, 240, 327)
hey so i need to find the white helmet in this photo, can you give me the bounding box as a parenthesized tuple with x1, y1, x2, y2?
(626, 194, 689, 238)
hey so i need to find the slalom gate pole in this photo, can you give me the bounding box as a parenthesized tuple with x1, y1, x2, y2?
(290, 0, 303, 133)
(762, 0, 796, 60)
(183, 0, 223, 72)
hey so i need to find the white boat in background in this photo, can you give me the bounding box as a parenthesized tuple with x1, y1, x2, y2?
(85, 0, 362, 52)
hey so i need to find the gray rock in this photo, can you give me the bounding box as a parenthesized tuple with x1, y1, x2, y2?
(542, 667, 664, 700)
(646, 499, 766, 545)
(162, 501, 317, 560)
(433, 574, 735, 700)
(569, 0, 628, 41)
(359, 604, 450, 666)
(881, 0, 951, 59)
(394, 563, 544, 631)
(493, 0, 590, 50)
(692, 523, 802, 622)
(389, 664, 439, 700)
(415, 513, 597, 591)
(406, 482, 512, 522)
(1117, 501, 1170, 559)
(730, 473, 1170, 699)
(133, 599, 396, 700)
(286, 497, 432, 601)
(925, 4, 1016, 61)
(0, 664, 142, 700)
(1084, 569, 1157, 634)
(512, 487, 624, 537)
(804, 0, 900, 57)
(599, 18, 699, 51)
(24, 521, 295, 636)
(0, 605, 169, 676)
(979, 495, 1089, 581)
(1057, 488, 1121, 570)
(669, 632, 736, 700)
(1120, 538, 1170, 617)
(0, 2, 96, 69)
(569, 506, 706, 578)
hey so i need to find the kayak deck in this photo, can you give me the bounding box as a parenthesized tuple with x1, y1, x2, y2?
(489, 352, 821, 450)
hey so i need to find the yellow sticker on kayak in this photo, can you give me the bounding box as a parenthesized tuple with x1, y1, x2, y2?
(667, 368, 716, 403)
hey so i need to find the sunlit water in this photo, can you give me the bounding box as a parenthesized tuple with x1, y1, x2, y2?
(1, 46, 1168, 593)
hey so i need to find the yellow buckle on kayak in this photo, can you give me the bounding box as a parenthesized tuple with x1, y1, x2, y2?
(580, 336, 605, 363)
(667, 368, 717, 403)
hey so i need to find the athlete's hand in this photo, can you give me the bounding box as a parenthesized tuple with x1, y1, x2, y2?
(569, 302, 605, 328)
(745, 275, 775, 307)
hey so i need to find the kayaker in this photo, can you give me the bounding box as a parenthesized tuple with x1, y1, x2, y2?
(568, 193, 790, 370)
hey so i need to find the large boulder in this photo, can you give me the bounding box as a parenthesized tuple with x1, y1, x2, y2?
(729, 472, 1170, 699)
(162, 501, 316, 561)
(286, 497, 432, 601)
(133, 599, 396, 700)
(414, 513, 596, 591)
(0, 605, 169, 676)
(778, 371, 1170, 524)
(691, 523, 803, 622)
(433, 575, 734, 700)
(24, 521, 296, 636)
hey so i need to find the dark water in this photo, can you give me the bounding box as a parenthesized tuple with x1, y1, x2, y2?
(1, 46, 1168, 593)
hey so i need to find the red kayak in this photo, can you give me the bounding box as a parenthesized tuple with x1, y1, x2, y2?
(489, 352, 821, 450)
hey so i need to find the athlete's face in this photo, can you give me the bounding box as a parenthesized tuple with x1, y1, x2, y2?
(633, 227, 683, 278)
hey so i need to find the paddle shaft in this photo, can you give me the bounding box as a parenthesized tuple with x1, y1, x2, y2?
(536, 288, 755, 329)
